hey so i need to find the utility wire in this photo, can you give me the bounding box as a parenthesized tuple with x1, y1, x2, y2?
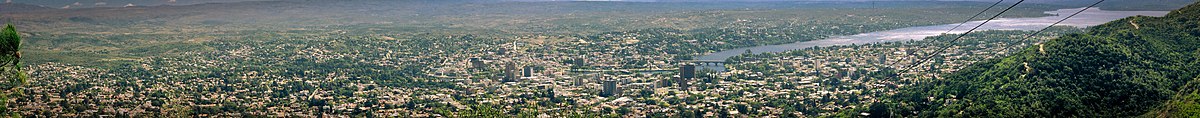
(951, 0, 1105, 71)
(900, 0, 1025, 73)
(1000, 0, 1105, 54)
(942, 0, 1007, 35)
(887, 0, 1006, 66)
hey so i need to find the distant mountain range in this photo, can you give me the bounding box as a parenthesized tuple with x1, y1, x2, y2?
(509, 0, 1196, 11)
(1, 3, 55, 12)
(5, 0, 273, 8)
(5, 0, 1196, 11)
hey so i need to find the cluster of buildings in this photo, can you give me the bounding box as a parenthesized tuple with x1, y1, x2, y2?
(8, 21, 1067, 117)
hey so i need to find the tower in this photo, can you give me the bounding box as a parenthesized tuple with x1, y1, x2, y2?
(679, 64, 695, 79)
(602, 80, 619, 97)
(574, 76, 584, 86)
(573, 57, 587, 69)
(523, 66, 534, 77)
(675, 77, 689, 91)
(504, 63, 517, 82)
(497, 48, 507, 55)
(878, 53, 887, 64)
(470, 57, 485, 70)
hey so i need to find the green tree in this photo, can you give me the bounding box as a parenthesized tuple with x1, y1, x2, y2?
(887, 2, 1200, 117)
(0, 23, 27, 117)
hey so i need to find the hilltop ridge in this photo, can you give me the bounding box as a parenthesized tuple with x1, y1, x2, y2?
(884, 1, 1200, 117)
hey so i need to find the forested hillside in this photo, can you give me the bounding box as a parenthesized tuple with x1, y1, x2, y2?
(882, 1, 1200, 117)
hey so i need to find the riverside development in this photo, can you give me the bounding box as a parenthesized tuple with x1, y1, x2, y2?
(0, 0, 1196, 117)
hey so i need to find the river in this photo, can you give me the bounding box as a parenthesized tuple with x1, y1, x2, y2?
(695, 7, 1169, 71)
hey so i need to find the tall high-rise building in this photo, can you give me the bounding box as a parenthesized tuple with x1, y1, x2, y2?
(602, 80, 619, 97)
(504, 63, 517, 82)
(679, 64, 695, 79)
(574, 76, 584, 86)
(814, 60, 823, 76)
(659, 78, 672, 87)
(470, 57, 485, 69)
(573, 57, 587, 69)
(674, 77, 689, 91)
(523, 66, 534, 77)
(497, 48, 508, 55)
(878, 53, 887, 64)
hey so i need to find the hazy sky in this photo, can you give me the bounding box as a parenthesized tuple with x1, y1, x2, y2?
(8, 0, 1194, 9)
(2, 0, 985, 7)
(5, 0, 274, 8)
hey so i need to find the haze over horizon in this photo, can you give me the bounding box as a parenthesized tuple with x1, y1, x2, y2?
(5, 0, 1193, 12)
(3, 0, 273, 8)
(0, 0, 1196, 117)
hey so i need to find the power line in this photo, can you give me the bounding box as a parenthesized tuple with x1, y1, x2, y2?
(1000, 0, 1105, 54)
(887, 0, 1005, 66)
(949, 0, 1105, 71)
(942, 0, 1007, 35)
(900, 0, 1025, 73)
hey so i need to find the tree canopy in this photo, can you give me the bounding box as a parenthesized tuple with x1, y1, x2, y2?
(883, 1, 1200, 117)
(0, 23, 27, 117)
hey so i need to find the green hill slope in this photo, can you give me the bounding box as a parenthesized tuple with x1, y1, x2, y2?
(882, 2, 1200, 117)
(1145, 82, 1200, 117)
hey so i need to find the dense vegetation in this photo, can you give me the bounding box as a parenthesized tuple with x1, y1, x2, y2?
(0, 24, 27, 117)
(1035, 0, 1197, 11)
(716, 27, 1082, 117)
(3, 0, 1192, 117)
(881, 2, 1200, 117)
